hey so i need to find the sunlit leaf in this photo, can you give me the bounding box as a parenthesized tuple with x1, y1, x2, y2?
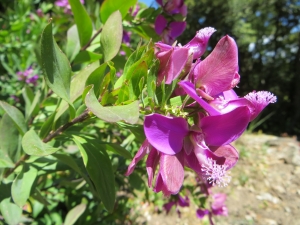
(85, 86, 139, 124)
(69, 0, 93, 47)
(64, 204, 86, 225)
(0, 101, 27, 135)
(100, 11, 123, 62)
(0, 198, 22, 225)
(73, 136, 115, 212)
(55, 61, 100, 122)
(12, 164, 37, 207)
(40, 20, 72, 105)
(66, 24, 81, 62)
(100, 0, 137, 23)
(0, 113, 19, 164)
(22, 129, 59, 156)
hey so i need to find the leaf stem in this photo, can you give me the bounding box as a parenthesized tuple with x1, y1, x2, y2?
(42, 109, 90, 143)
(4, 110, 91, 178)
(81, 28, 102, 51)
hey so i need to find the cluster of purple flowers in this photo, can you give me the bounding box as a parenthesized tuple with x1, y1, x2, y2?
(17, 67, 39, 86)
(155, 0, 187, 44)
(125, 26, 276, 222)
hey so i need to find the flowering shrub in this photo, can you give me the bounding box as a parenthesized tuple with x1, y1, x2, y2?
(0, 0, 276, 224)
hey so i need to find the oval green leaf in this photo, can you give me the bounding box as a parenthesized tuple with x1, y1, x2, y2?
(100, 11, 123, 62)
(41, 20, 72, 105)
(0, 198, 22, 225)
(69, 0, 93, 47)
(22, 129, 59, 156)
(0, 101, 27, 135)
(73, 136, 115, 212)
(85, 86, 139, 124)
(100, 0, 137, 23)
(64, 203, 86, 225)
(12, 165, 37, 207)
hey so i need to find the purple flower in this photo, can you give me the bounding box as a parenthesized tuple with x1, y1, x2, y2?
(154, 27, 216, 85)
(16, 67, 39, 86)
(191, 35, 240, 100)
(183, 27, 216, 60)
(163, 194, 190, 217)
(126, 113, 237, 195)
(156, 0, 187, 16)
(196, 193, 228, 225)
(155, 15, 186, 44)
(55, 0, 84, 14)
(122, 31, 131, 46)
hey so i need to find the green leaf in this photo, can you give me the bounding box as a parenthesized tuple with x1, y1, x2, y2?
(73, 50, 103, 65)
(85, 63, 107, 98)
(85, 86, 139, 124)
(11, 165, 38, 207)
(0, 113, 19, 164)
(100, 0, 137, 23)
(22, 129, 59, 156)
(102, 143, 131, 159)
(64, 204, 86, 225)
(117, 122, 145, 143)
(69, 0, 93, 47)
(100, 11, 123, 62)
(55, 61, 100, 121)
(73, 136, 115, 212)
(39, 112, 56, 139)
(0, 198, 22, 225)
(53, 153, 98, 196)
(66, 25, 81, 62)
(0, 101, 27, 135)
(41, 20, 72, 106)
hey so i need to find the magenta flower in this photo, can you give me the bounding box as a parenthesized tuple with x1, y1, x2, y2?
(55, 0, 84, 14)
(156, 0, 187, 16)
(163, 194, 190, 217)
(17, 67, 39, 86)
(154, 27, 216, 85)
(155, 15, 186, 44)
(183, 27, 216, 60)
(155, 42, 190, 85)
(196, 193, 228, 225)
(191, 35, 240, 100)
(126, 113, 237, 195)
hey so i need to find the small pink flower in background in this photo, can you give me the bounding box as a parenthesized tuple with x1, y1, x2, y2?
(155, 15, 186, 45)
(17, 67, 39, 86)
(55, 0, 84, 14)
(156, 0, 187, 16)
(163, 194, 190, 217)
(196, 193, 228, 225)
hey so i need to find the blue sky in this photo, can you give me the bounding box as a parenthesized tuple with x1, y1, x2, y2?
(138, 0, 158, 7)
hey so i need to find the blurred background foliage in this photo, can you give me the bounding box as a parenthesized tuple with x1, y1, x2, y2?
(180, 0, 300, 137)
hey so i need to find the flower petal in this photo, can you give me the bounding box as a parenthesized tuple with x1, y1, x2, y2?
(125, 139, 150, 176)
(196, 209, 210, 219)
(155, 15, 167, 35)
(244, 91, 277, 121)
(178, 81, 220, 116)
(184, 27, 216, 59)
(146, 148, 160, 187)
(210, 144, 239, 169)
(144, 113, 189, 155)
(201, 106, 250, 146)
(194, 35, 239, 97)
(169, 21, 186, 39)
(159, 151, 185, 194)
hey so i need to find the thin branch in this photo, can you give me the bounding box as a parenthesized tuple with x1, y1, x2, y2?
(4, 110, 91, 178)
(3, 154, 29, 178)
(81, 28, 102, 51)
(42, 109, 90, 143)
